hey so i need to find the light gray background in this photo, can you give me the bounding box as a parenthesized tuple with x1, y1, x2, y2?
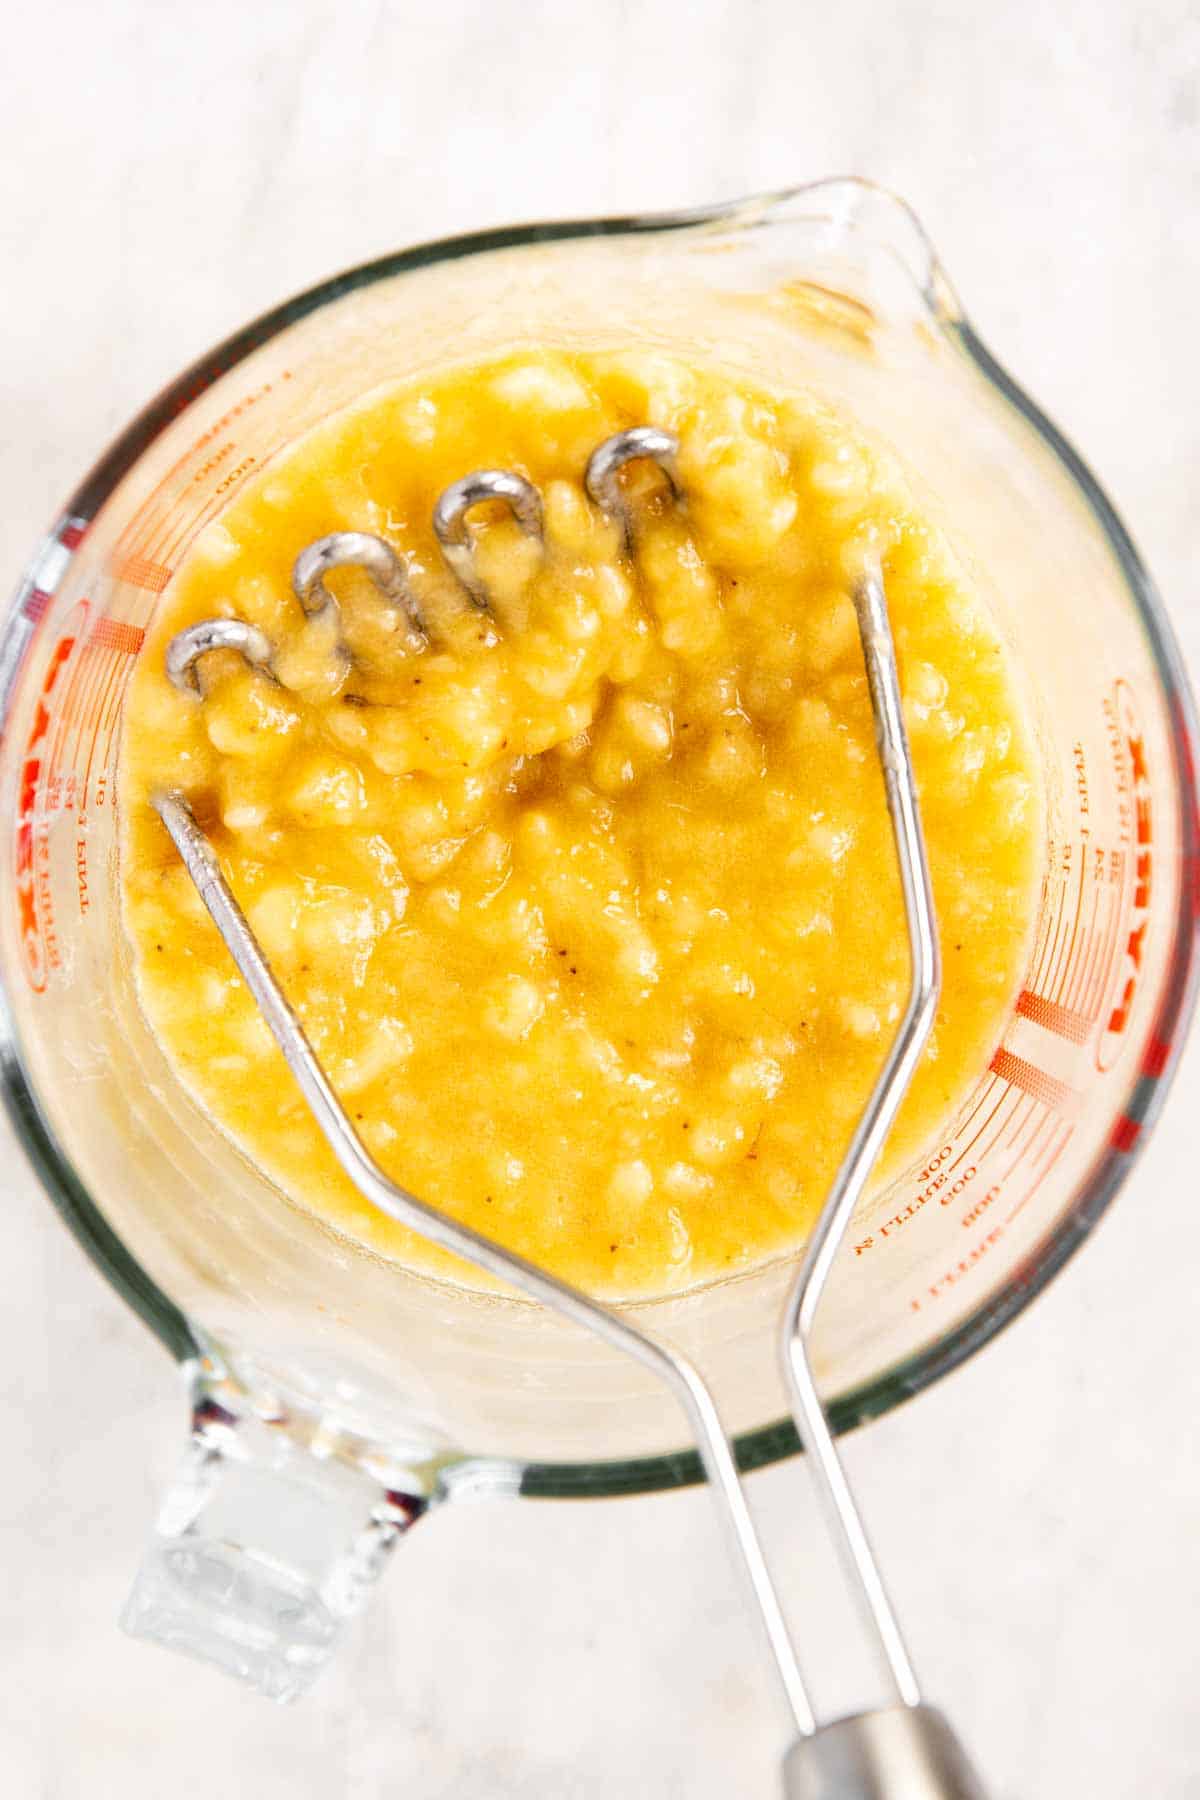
(2, 3, 1198, 1795)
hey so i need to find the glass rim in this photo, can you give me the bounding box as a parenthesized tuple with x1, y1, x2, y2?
(3, 178, 1197, 1500)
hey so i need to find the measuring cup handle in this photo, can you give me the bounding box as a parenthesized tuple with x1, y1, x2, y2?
(120, 1376, 433, 1701)
(782, 1705, 989, 1800)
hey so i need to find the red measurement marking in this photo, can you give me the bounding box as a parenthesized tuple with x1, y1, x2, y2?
(949, 1083, 1015, 1172)
(1110, 1114, 1141, 1152)
(44, 614, 93, 798)
(63, 647, 111, 785)
(1142, 1034, 1172, 1079)
(57, 618, 147, 785)
(100, 664, 132, 766)
(14, 607, 86, 991)
(1015, 988, 1093, 1043)
(156, 450, 260, 569)
(950, 1073, 998, 1143)
(79, 653, 128, 816)
(1010, 1118, 1053, 1187)
(59, 519, 87, 552)
(1000, 1092, 1035, 1151)
(1019, 1105, 1054, 1158)
(22, 588, 51, 625)
(989, 1046, 1078, 1112)
(1003, 1121, 1075, 1228)
(1036, 874, 1057, 986)
(856, 1091, 1030, 1260)
(112, 376, 285, 570)
(1041, 874, 1076, 994)
(913, 1222, 1006, 1308)
(68, 646, 111, 738)
(88, 617, 146, 656)
(113, 443, 221, 567)
(94, 648, 128, 738)
(1092, 872, 1129, 1016)
(1079, 882, 1115, 1022)
(1050, 852, 1088, 1004)
(1032, 1115, 1072, 1176)
(1097, 682, 1154, 1071)
(99, 653, 141, 784)
(157, 480, 232, 566)
(983, 1087, 1024, 1155)
(1064, 883, 1102, 1013)
(111, 552, 173, 594)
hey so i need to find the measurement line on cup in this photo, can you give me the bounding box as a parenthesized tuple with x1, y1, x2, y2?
(1047, 853, 1085, 998)
(1002, 1094, 1041, 1157)
(1050, 851, 1090, 1005)
(65, 622, 146, 792)
(64, 646, 112, 788)
(1003, 1121, 1075, 1229)
(1013, 987, 1092, 1043)
(1033, 873, 1070, 989)
(950, 1073, 1000, 1144)
(80, 654, 128, 805)
(988, 1047, 1078, 1114)
(43, 630, 95, 811)
(1086, 860, 1131, 1020)
(101, 658, 143, 777)
(1064, 883, 1103, 1014)
(109, 552, 174, 593)
(1073, 897, 1107, 1018)
(948, 1083, 1016, 1173)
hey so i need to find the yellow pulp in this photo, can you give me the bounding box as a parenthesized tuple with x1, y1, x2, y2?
(121, 348, 1043, 1298)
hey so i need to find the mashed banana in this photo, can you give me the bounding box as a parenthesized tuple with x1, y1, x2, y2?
(121, 348, 1042, 1297)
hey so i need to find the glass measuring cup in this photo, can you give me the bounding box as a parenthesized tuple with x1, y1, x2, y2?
(1, 179, 1195, 1699)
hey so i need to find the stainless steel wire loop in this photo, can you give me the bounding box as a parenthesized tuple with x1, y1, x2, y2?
(165, 618, 275, 696)
(584, 427, 681, 542)
(433, 469, 544, 610)
(292, 531, 428, 643)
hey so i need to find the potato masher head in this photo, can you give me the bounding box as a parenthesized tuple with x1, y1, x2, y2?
(157, 427, 985, 1798)
(167, 429, 668, 692)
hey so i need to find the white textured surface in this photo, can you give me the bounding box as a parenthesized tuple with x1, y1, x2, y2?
(2, 3, 1199, 1795)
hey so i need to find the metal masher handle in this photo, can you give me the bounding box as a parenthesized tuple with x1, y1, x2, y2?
(153, 790, 815, 1741)
(782, 1705, 989, 1800)
(782, 566, 940, 1708)
(777, 568, 984, 1798)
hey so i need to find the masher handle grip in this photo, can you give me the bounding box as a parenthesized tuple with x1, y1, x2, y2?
(782, 1706, 989, 1800)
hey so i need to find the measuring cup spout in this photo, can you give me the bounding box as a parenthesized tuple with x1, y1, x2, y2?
(743, 177, 964, 332)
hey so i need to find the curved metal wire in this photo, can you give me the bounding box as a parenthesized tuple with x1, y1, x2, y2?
(433, 469, 544, 610)
(292, 531, 427, 644)
(165, 618, 275, 696)
(585, 427, 681, 542)
(779, 563, 942, 1710)
(153, 790, 815, 1739)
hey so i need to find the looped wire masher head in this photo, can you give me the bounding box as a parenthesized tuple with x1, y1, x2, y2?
(155, 425, 986, 1798)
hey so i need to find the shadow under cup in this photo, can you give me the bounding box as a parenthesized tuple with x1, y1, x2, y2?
(2, 182, 1196, 1499)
